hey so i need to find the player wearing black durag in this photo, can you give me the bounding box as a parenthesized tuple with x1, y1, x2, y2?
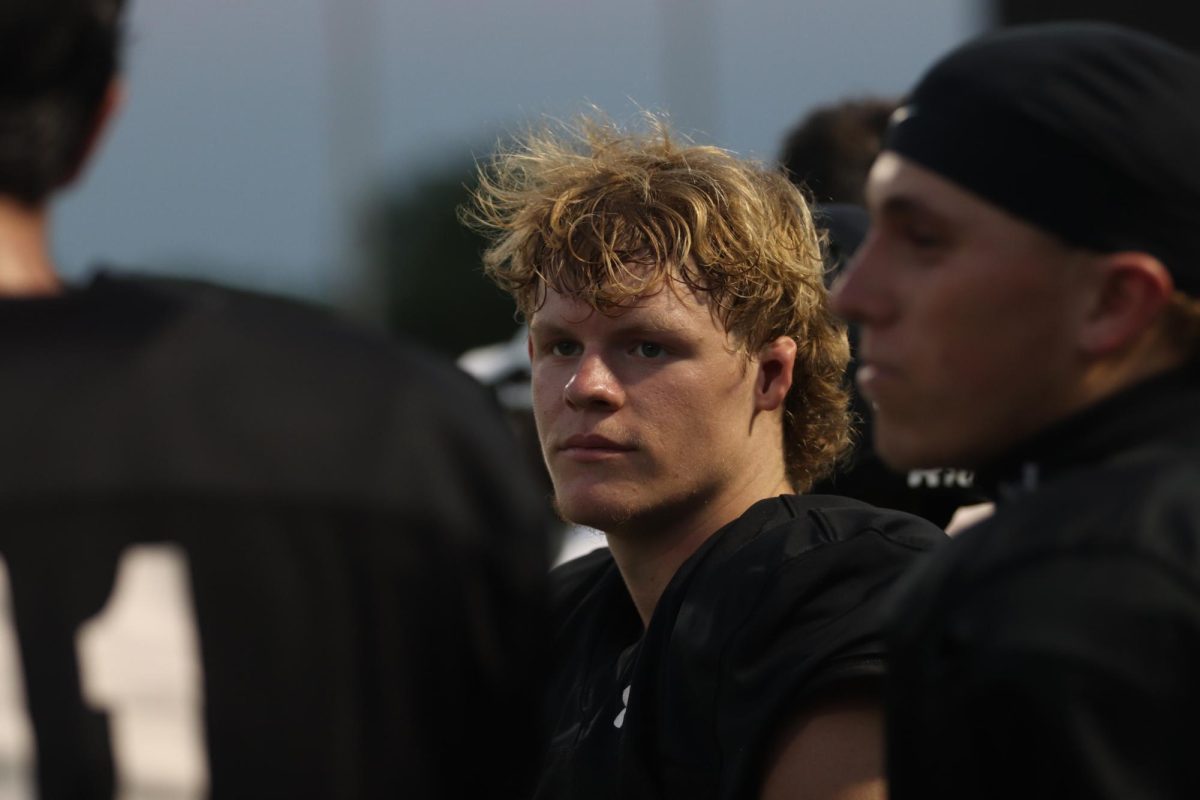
(0, 2, 550, 798)
(833, 22, 1200, 799)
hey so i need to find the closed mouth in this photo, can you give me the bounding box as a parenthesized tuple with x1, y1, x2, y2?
(559, 434, 634, 455)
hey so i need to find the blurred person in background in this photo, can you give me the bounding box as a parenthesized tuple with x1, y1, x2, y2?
(778, 97, 896, 208)
(0, 1, 550, 797)
(466, 113, 946, 800)
(834, 22, 1200, 799)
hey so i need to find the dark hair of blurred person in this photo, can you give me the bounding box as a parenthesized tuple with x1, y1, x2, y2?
(0, 0, 124, 206)
(778, 97, 896, 206)
(0, 1, 551, 797)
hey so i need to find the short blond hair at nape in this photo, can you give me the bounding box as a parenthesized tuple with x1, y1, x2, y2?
(463, 111, 851, 491)
(1164, 290, 1200, 361)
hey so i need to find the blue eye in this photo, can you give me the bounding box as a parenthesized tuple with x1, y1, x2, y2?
(635, 342, 665, 358)
(551, 341, 582, 357)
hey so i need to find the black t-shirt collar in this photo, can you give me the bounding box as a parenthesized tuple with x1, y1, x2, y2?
(979, 359, 1200, 501)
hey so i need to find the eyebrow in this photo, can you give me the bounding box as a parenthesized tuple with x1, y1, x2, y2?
(872, 193, 953, 227)
(527, 320, 573, 340)
(529, 312, 685, 340)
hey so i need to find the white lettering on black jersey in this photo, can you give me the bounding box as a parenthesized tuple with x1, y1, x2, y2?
(0, 558, 36, 798)
(0, 546, 208, 800)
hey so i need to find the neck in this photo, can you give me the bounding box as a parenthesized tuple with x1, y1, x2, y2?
(606, 467, 793, 629)
(980, 335, 1189, 477)
(0, 198, 59, 297)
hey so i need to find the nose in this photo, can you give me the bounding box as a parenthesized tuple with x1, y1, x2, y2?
(831, 232, 893, 327)
(564, 353, 624, 410)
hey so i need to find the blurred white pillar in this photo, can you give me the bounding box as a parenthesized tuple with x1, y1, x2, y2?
(321, 0, 384, 313)
(657, 0, 721, 140)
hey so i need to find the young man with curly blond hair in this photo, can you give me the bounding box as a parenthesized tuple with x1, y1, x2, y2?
(466, 115, 945, 800)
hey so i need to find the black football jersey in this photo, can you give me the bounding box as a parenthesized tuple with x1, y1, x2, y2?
(885, 363, 1200, 800)
(0, 273, 551, 799)
(535, 494, 946, 800)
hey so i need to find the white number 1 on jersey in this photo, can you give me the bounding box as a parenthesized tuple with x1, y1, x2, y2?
(0, 545, 209, 799)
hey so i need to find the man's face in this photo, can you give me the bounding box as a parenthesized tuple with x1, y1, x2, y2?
(528, 280, 763, 536)
(832, 153, 1093, 469)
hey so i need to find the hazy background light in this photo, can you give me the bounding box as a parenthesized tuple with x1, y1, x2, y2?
(54, 0, 985, 310)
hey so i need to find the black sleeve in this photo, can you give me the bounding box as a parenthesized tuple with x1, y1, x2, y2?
(896, 554, 1200, 800)
(716, 527, 931, 754)
(368, 353, 556, 800)
(651, 510, 944, 800)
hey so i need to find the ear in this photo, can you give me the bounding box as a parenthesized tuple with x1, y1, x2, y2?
(754, 336, 797, 412)
(62, 78, 125, 189)
(1078, 252, 1174, 357)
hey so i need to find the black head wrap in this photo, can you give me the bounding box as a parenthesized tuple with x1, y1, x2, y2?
(885, 22, 1200, 295)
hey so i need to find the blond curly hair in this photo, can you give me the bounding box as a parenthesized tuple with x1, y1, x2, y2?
(463, 113, 851, 491)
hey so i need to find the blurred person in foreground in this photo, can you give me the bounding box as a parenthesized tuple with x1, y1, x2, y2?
(833, 22, 1200, 799)
(810, 203, 984, 529)
(0, 1, 549, 797)
(465, 113, 946, 800)
(780, 97, 985, 528)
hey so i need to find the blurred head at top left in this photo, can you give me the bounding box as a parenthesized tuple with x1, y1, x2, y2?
(0, 0, 127, 207)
